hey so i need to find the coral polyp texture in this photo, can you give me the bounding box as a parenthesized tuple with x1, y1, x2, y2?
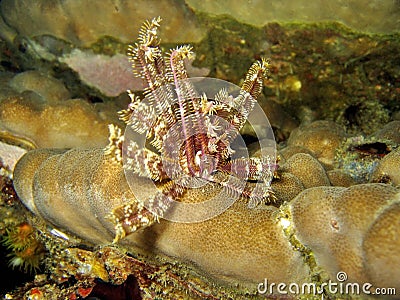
(2, 16, 400, 299)
(290, 184, 400, 291)
(0, 70, 117, 149)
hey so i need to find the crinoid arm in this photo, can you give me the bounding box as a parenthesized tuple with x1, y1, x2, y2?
(109, 201, 159, 243)
(204, 58, 270, 148)
(113, 16, 276, 239)
(230, 58, 270, 132)
(104, 124, 124, 165)
(165, 45, 210, 176)
(109, 179, 187, 242)
(126, 16, 176, 151)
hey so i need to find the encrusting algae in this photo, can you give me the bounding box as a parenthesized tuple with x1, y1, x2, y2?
(0, 16, 399, 299)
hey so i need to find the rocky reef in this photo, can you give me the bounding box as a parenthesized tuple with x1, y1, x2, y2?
(0, 1, 399, 299)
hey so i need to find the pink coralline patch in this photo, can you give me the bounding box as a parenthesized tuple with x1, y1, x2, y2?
(0, 140, 27, 171)
(61, 49, 210, 97)
(61, 49, 145, 97)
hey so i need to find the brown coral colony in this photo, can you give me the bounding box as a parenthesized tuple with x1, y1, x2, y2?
(3, 14, 400, 299)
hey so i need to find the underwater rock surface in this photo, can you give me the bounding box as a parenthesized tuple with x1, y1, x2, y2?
(0, 4, 399, 299)
(186, 0, 400, 34)
(0, 0, 204, 46)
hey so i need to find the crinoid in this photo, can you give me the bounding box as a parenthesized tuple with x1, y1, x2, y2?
(106, 17, 277, 240)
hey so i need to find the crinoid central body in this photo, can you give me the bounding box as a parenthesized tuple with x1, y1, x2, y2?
(106, 16, 277, 239)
